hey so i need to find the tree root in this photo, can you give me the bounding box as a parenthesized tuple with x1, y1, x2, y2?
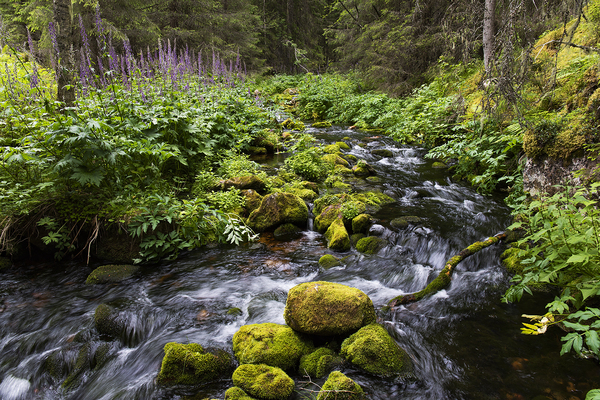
(388, 231, 508, 307)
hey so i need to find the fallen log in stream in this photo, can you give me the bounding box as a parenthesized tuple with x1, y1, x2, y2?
(388, 231, 509, 307)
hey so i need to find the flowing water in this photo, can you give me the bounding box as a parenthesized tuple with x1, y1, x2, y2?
(1, 126, 599, 400)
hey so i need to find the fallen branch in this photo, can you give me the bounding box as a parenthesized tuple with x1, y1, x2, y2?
(388, 231, 508, 307)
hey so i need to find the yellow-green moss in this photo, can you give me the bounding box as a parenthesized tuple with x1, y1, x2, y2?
(355, 237, 387, 255)
(319, 254, 341, 269)
(225, 387, 258, 400)
(281, 118, 305, 131)
(312, 121, 332, 128)
(501, 247, 525, 275)
(232, 323, 313, 371)
(324, 144, 341, 154)
(284, 281, 376, 336)
(156, 342, 233, 385)
(325, 218, 351, 251)
(85, 264, 139, 284)
(336, 141, 351, 150)
(94, 304, 123, 338)
(315, 204, 342, 233)
(351, 214, 371, 234)
(316, 371, 365, 400)
(299, 348, 343, 379)
(340, 324, 412, 377)
(322, 154, 350, 168)
(247, 192, 308, 232)
(232, 364, 294, 400)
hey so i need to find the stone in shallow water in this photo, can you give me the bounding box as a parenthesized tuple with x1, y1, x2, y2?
(0, 376, 30, 400)
(284, 281, 376, 336)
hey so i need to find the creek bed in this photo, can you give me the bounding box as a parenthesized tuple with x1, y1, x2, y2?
(0, 126, 598, 400)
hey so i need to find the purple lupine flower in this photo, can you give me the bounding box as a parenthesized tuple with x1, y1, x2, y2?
(97, 55, 107, 87)
(27, 29, 36, 57)
(121, 56, 130, 89)
(30, 62, 39, 90)
(49, 22, 59, 68)
(79, 16, 91, 58)
(108, 36, 118, 72)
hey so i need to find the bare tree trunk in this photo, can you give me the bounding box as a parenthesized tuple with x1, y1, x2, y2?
(483, 0, 496, 76)
(53, 0, 75, 106)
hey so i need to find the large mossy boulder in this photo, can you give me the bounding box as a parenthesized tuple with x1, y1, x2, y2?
(325, 218, 351, 251)
(232, 364, 295, 400)
(156, 342, 234, 385)
(299, 347, 343, 379)
(355, 237, 387, 255)
(318, 254, 340, 269)
(247, 192, 308, 232)
(221, 176, 267, 193)
(315, 204, 342, 233)
(322, 154, 350, 168)
(85, 264, 139, 284)
(232, 323, 313, 371)
(352, 161, 376, 177)
(371, 148, 394, 158)
(340, 324, 412, 377)
(316, 371, 365, 400)
(284, 281, 376, 336)
(241, 189, 263, 215)
(351, 214, 371, 234)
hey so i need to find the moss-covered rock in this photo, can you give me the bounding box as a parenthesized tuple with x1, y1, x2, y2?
(340, 324, 412, 377)
(316, 371, 365, 400)
(351, 214, 371, 234)
(282, 118, 305, 131)
(247, 193, 309, 232)
(301, 181, 319, 193)
(247, 146, 267, 155)
(322, 154, 350, 168)
(355, 237, 387, 255)
(62, 342, 113, 389)
(344, 154, 358, 162)
(352, 161, 376, 177)
(325, 218, 351, 251)
(350, 233, 366, 246)
(232, 323, 313, 371)
(85, 264, 139, 284)
(284, 281, 376, 336)
(371, 149, 393, 158)
(336, 141, 351, 150)
(315, 204, 342, 233)
(225, 386, 258, 400)
(156, 342, 234, 385)
(286, 187, 318, 200)
(232, 364, 294, 400)
(94, 304, 124, 338)
(390, 218, 409, 230)
(274, 223, 303, 239)
(432, 161, 447, 169)
(299, 347, 343, 379)
(228, 307, 243, 316)
(241, 189, 263, 215)
(501, 247, 525, 275)
(312, 121, 332, 128)
(324, 144, 341, 154)
(282, 132, 293, 140)
(318, 254, 341, 269)
(403, 216, 421, 223)
(221, 176, 267, 193)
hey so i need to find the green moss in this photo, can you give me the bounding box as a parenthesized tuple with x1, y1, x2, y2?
(324, 144, 341, 154)
(371, 149, 394, 158)
(501, 247, 525, 275)
(355, 237, 387, 255)
(232, 364, 294, 400)
(315, 204, 342, 233)
(322, 154, 350, 168)
(284, 281, 376, 336)
(282, 118, 305, 131)
(286, 187, 318, 200)
(432, 161, 447, 169)
(340, 324, 412, 377)
(85, 264, 139, 285)
(225, 387, 258, 400)
(317, 371, 365, 400)
(325, 218, 351, 251)
(299, 347, 343, 379)
(350, 233, 366, 246)
(352, 161, 375, 177)
(466, 241, 487, 253)
(319, 254, 341, 269)
(351, 214, 371, 234)
(344, 154, 358, 162)
(221, 176, 267, 193)
(390, 218, 409, 230)
(314, 194, 345, 215)
(336, 141, 351, 150)
(232, 323, 313, 371)
(241, 189, 263, 215)
(228, 307, 243, 316)
(156, 342, 233, 385)
(247, 146, 267, 155)
(312, 121, 332, 128)
(94, 304, 123, 338)
(247, 193, 309, 232)
(403, 216, 421, 223)
(301, 181, 319, 193)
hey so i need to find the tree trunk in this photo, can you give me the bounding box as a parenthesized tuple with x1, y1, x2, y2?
(53, 0, 75, 106)
(483, 0, 496, 76)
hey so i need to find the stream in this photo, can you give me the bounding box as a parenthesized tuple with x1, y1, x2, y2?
(0, 125, 599, 400)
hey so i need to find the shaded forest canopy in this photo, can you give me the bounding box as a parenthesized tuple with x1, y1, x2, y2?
(0, 0, 590, 94)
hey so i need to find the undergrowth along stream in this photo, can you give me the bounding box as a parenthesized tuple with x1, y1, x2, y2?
(0, 124, 598, 400)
